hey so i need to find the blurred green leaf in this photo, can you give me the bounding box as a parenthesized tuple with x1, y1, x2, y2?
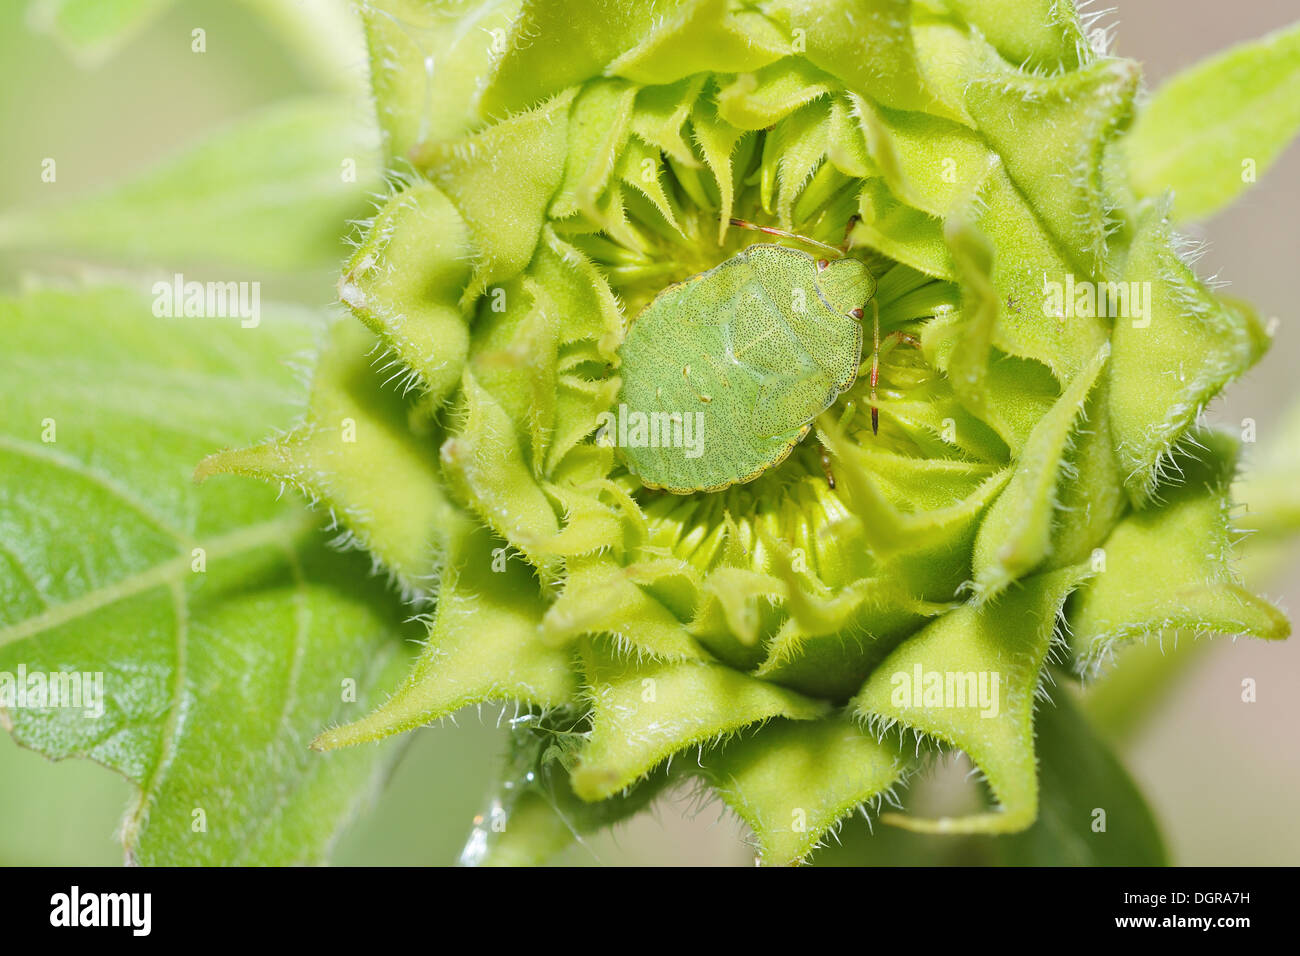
(27, 0, 171, 65)
(0, 99, 380, 272)
(29, 0, 365, 91)
(1081, 637, 1208, 742)
(1127, 20, 1300, 222)
(1239, 390, 1300, 545)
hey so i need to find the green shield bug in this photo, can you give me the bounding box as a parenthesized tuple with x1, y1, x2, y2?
(611, 217, 903, 494)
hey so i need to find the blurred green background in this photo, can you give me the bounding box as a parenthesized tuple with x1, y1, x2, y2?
(1, 0, 1296, 865)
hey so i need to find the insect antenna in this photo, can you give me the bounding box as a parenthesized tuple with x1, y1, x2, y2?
(727, 218, 843, 257)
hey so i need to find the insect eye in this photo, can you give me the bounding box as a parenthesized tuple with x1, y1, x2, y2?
(817, 258, 829, 271)
(851, 307, 864, 319)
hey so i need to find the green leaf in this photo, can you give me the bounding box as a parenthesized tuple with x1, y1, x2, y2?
(1070, 431, 1289, 673)
(819, 418, 1011, 601)
(853, 178, 953, 279)
(0, 284, 414, 864)
(942, 218, 1013, 444)
(753, 582, 944, 700)
(0, 99, 380, 272)
(993, 687, 1166, 865)
(853, 94, 991, 218)
(1126, 20, 1300, 222)
(859, 94, 1112, 381)
(865, 145, 1108, 387)
(700, 715, 906, 866)
(632, 76, 709, 170)
(973, 165, 1111, 381)
(540, 466, 628, 558)
(1042, 378, 1128, 571)
(773, 101, 833, 228)
(572, 638, 828, 801)
(853, 566, 1085, 834)
(463, 234, 625, 481)
(909, 10, 990, 122)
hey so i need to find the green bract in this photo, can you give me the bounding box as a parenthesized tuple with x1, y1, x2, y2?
(11, 0, 1295, 866)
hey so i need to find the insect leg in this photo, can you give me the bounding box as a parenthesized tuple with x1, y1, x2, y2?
(839, 214, 861, 254)
(820, 443, 836, 490)
(869, 300, 881, 434)
(727, 218, 842, 257)
(868, 321, 923, 435)
(879, 331, 922, 358)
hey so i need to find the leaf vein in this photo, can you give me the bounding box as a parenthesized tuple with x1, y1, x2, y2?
(0, 436, 192, 546)
(0, 514, 312, 650)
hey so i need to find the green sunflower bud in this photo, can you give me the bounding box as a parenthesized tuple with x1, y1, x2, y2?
(204, 0, 1297, 865)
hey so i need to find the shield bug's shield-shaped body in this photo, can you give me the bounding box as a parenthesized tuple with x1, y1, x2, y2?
(616, 240, 876, 493)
